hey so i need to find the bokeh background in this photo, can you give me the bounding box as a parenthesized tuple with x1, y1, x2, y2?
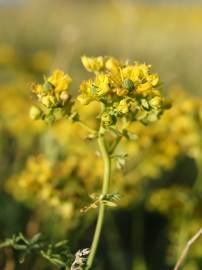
(0, 0, 202, 269)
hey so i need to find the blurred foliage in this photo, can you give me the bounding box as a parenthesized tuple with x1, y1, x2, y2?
(1, 1, 202, 270)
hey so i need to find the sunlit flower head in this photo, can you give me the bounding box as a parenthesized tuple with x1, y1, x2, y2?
(30, 69, 73, 124)
(78, 55, 171, 127)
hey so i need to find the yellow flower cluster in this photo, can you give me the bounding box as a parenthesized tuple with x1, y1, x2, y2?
(123, 90, 202, 188)
(30, 69, 73, 124)
(78, 56, 171, 127)
(146, 186, 194, 215)
(6, 155, 75, 220)
(4, 87, 202, 260)
(6, 147, 103, 220)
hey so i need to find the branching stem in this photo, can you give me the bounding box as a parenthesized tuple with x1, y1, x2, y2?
(109, 136, 122, 154)
(86, 126, 112, 269)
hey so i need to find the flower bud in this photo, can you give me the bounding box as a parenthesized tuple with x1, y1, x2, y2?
(29, 106, 41, 120)
(105, 57, 120, 72)
(60, 91, 69, 102)
(43, 81, 54, 92)
(81, 55, 104, 72)
(122, 79, 134, 91)
(117, 99, 129, 114)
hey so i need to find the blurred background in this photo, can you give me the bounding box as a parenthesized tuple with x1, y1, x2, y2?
(0, 0, 202, 269)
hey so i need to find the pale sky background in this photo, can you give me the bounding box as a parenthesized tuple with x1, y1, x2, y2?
(0, 0, 202, 5)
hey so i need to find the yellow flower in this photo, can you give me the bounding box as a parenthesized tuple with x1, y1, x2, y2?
(122, 66, 140, 82)
(137, 82, 153, 93)
(77, 94, 92, 105)
(149, 96, 162, 108)
(32, 83, 43, 94)
(105, 57, 120, 72)
(81, 55, 104, 72)
(117, 99, 129, 114)
(95, 74, 110, 96)
(138, 63, 151, 77)
(48, 69, 72, 93)
(77, 80, 94, 105)
(41, 95, 56, 107)
(148, 74, 159, 86)
(115, 87, 129, 97)
(78, 55, 170, 126)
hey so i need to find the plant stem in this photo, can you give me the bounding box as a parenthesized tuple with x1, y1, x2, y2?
(77, 120, 97, 134)
(109, 135, 122, 154)
(173, 227, 202, 270)
(86, 127, 111, 269)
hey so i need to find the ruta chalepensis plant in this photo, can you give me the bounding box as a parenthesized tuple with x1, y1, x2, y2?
(0, 56, 171, 269)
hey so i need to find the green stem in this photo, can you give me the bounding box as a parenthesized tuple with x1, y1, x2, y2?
(77, 120, 97, 134)
(109, 136, 122, 154)
(86, 127, 111, 269)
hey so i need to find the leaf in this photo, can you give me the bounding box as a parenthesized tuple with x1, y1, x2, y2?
(30, 233, 43, 245)
(80, 200, 99, 213)
(102, 200, 117, 207)
(105, 192, 121, 202)
(89, 193, 100, 200)
(0, 233, 72, 269)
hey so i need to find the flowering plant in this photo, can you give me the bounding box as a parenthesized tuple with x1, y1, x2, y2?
(1, 56, 171, 269)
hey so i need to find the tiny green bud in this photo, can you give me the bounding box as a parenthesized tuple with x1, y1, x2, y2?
(43, 81, 54, 92)
(90, 85, 97, 95)
(29, 106, 41, 120)
(122, 79, 134, 91)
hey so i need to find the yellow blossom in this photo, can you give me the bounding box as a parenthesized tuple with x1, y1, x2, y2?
(137, 82, 153, 93)
(149, 96, 162, 108)
(32, 83, 43, 94)
(148, 74, 159, 86)
(81, 55, 104, 72)
(105, 57, 120, 72)
(138, 63, 151, 77)
(115, 87, 129, 96)
(78, 55, 170, 126)
(48, 69, 72, 93)
(122, 66, 140, 82)
(95, 74, 110, 96)
(30, 69, 73, 123)
(117, 99, 129, 114)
